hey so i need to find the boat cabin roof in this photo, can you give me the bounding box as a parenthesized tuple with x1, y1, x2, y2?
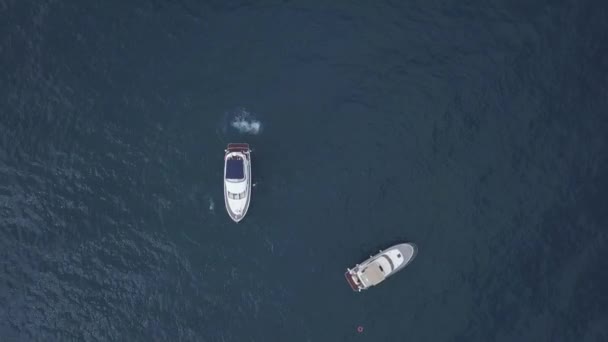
(359, 262, 386, 286)
(226, 158, 244, 180)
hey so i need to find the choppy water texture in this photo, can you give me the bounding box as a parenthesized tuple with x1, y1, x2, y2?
(1, 1, 608, 341)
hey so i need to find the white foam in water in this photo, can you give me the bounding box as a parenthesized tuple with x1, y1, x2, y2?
(230, 110, 262, 135)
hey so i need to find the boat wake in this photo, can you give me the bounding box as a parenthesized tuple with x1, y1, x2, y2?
(208, 197, 215, 212)
(230, 108, 262, 135)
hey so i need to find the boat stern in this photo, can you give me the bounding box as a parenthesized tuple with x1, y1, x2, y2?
(225, 143, 251, 153)
(344, 269, 363, 292)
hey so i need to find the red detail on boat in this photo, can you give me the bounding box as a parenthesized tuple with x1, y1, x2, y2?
(344, 270, 361, 291)
(226, 143, 250, 152)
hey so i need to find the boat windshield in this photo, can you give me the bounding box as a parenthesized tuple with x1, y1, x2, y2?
(226, 158, 244, 180)
(227, 191, 247, 200)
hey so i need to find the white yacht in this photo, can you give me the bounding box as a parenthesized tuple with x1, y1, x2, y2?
(345, 243, 417, 292)
(223, 143, 252, 222)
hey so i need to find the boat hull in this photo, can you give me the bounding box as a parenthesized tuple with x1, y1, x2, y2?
(224, 143, 252, 222)
(345, 243, 417, 291)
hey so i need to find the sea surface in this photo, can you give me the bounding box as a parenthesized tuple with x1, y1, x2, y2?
(1, 1, 607, 341)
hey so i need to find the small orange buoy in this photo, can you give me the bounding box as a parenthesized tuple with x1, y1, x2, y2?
(357, 326, 364, 333)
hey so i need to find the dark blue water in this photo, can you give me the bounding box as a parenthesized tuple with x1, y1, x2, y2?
(2, 1, 608, 341)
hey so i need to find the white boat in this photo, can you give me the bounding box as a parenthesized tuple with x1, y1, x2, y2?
(223, 143, 252, 222)
(345, 243, 417, 292)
